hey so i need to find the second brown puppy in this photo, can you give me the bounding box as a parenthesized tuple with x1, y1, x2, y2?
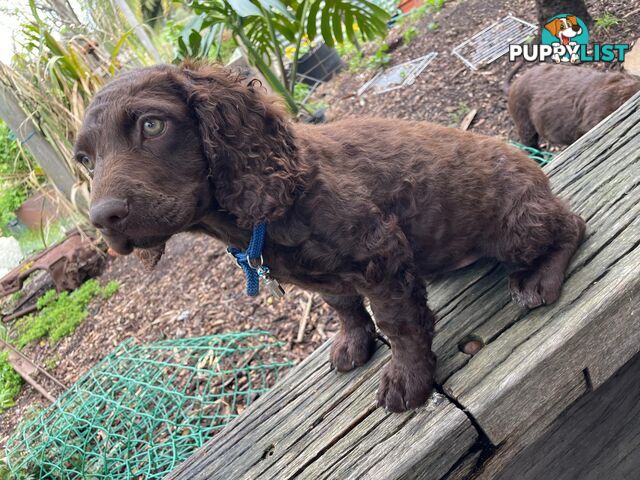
(508, 64, 640, 148)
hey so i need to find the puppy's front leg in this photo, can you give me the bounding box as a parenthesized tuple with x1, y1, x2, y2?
(325, 294, 377, 372)
(368, 279, 436, 412)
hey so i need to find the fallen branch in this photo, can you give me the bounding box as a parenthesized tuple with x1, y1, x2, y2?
(296, 293, 314, 343)
(624, 8, 640, 18)
(451, 66, 466, 78)
(459, 108, 478, 131)
(2, 304, 37, 323)
(317, 320, 328, 341)
(7, 351, 56, 403)
(0, 339, 66, 390)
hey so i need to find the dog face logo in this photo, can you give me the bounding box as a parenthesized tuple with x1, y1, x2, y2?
(541, 14, 589, 63)
(545, 15, 582, 45)
(509, 13, 629, 64)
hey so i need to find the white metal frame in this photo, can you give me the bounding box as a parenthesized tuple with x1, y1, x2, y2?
(357, 52, 438, 96)
(452, 15, 537, 70)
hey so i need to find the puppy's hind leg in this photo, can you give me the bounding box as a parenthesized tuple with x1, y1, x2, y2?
(500, 199, 586, 309)
(325, 294, 377, 372)
(515, 119, 540, 150)
(508, 96, 539, 149)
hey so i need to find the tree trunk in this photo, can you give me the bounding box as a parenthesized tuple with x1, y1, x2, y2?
(0, 80, 76, 202)
(535, 0, 593, 29)
(46, 0, 81, 26)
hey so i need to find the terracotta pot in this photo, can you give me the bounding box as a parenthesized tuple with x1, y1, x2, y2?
(15, 189, 60, 230)
(399, 0, 424, 13)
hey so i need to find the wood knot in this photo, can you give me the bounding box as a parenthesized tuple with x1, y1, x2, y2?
(458, 335, 485, 356)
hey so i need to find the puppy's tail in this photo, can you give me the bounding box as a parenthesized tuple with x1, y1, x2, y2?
(503, 58, 525, 96)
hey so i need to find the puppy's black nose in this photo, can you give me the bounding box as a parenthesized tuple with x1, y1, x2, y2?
(90, 198, 129, 230)
(572, 25, 581, 32)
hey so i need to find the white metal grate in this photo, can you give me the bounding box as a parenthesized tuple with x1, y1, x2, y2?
(357, 52, 438, 95)
(452, 15, 537, 70)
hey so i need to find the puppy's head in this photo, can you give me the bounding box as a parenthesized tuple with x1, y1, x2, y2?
(545, 16, 581, 42)
(75, 63, 297, 256)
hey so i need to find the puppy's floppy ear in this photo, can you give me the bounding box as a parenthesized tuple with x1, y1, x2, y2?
(567, 15, 578, 26)
(545, 18, 562, 37)
(178, 61, 302, 227)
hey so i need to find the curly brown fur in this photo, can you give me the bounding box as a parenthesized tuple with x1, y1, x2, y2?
(508, 64, 640, 148)
(76, 62, 586, 412)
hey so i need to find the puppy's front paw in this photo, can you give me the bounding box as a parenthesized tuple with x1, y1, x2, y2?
(377, 356, 435, 412)
(330, 326, 376, 372)
(509, 268, 562, 309)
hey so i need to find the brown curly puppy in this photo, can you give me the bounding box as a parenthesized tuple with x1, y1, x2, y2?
(508, 64, 640, 148)
(75, 63, 585, 412)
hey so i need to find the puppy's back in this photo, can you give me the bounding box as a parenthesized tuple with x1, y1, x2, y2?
(508, 64, 640, 146)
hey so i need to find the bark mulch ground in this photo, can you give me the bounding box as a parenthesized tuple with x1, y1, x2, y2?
(1, 0, 638, 447)
(315, 0, 639, 141)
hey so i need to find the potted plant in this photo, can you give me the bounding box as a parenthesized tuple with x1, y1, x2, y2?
(296, 43, 343, 85)
(179, 0, 391, 113)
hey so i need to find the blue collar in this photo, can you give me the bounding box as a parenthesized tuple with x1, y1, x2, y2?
(227, 223, 283, 297)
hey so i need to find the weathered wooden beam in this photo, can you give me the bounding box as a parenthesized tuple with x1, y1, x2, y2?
(486, 352, 640, 480)
(0, 80, 76, 201)
(166, 342, 478, 480)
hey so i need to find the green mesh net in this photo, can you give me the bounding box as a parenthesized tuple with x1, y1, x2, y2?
(509, 141, 555, 165)
(5, 331, 292, 479)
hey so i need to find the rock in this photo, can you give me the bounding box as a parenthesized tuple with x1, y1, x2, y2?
(0, 236, 23, 278)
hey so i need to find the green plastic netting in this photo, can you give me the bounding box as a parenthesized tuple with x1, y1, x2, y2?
(509, 141, 555, 165)
(5, 331, 292, 479)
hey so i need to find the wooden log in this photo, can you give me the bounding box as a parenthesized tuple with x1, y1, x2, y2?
(486, 352, 640, 480)
(166, 341, 478, 479)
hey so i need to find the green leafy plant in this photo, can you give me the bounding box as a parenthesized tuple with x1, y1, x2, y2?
(16, 280, 120, 348)
(336, 41, 391, 72)
(396, 0, 445, 29)
(595, 13, 621, 30)
(335, 41, 364, 71)
(449, 102, 470, 126)
(293, 82, 326, 112)
(176, 14, 223, 59)
(179, 0, 391, 112)
(366, 44, 391, 69)
(13, 220, 69, 256)
(402, 26, 418, 44)
(0, 185, 27, 231)
(0, 121, 34, 232)
(427, 0, 446, 11)
(0, 351, 23, 413)
(44, 354, 61, 370)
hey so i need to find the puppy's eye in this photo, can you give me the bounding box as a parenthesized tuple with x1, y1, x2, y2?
(76, 154, 94, 175)
(142, 118, 165, 137)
